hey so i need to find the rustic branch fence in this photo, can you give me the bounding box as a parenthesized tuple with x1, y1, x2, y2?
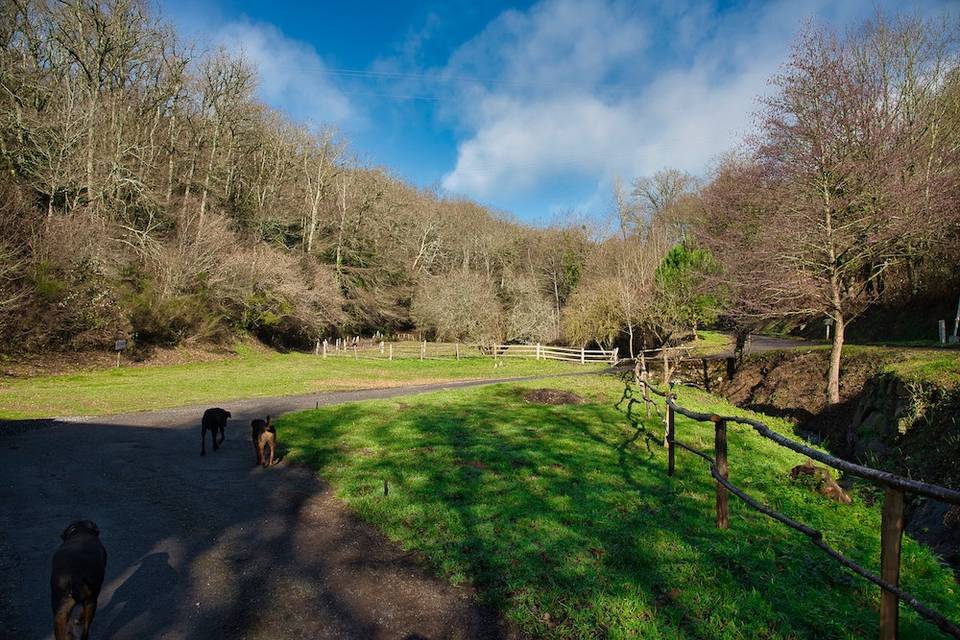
(626, 375, 960, 640)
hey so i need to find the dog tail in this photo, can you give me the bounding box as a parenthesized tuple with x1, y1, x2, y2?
(51, 574, 85, 613)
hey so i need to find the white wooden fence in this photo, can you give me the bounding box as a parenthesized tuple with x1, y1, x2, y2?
(492, 343, 619, 364)
(314, 338, 618, 364)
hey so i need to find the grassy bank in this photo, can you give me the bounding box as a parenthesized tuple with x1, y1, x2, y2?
(279, 375, 958, 639)
(682, 329, 735, 356)
(0, 346, 599, 419)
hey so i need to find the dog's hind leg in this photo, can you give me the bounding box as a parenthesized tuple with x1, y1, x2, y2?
(53, 597, 74, 640)
(267, 439, 275, 467)
(79, 601, 97, 640)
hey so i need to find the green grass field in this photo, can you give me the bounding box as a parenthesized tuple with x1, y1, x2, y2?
(279, 375, 959, 639)
(682, 330, 735, 357)
(0, 346, 600, 419)
(883, 349, 960, 388)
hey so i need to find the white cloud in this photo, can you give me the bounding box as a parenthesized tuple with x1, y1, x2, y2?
(214, 20, 356, 128)
(439, 0, 877, 201)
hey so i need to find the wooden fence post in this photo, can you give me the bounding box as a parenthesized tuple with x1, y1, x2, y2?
(421, 340, 426, 361)
(322, 339, 328, 359)
(611, 347, 619, 364)
(640, 353, 650, 418)
(315, 339, 320, 356)
(580, 347, 585, 364)
(666, 401, 675, 477)
(880, 487, 905, 640)
(456, 343, 461, 361)
(389, 343, 393, 361)
(380, 341, 384, 355)
(715, 418, 729, 529)
(536, 343, 541, 360)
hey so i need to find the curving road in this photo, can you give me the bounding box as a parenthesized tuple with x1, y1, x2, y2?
(0, 377, 568, 640)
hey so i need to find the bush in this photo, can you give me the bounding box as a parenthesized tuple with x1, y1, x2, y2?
(503, 274, 555, 343)
(412, 272, 503, 344)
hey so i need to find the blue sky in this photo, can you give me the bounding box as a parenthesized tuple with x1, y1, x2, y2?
(158, 0, 956, 226)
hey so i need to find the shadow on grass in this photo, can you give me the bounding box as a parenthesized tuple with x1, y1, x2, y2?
(279, 382, 960, 639)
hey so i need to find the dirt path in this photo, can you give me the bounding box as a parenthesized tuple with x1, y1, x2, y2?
(0, 376, 572, 639)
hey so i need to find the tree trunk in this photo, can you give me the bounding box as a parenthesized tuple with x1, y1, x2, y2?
(199, 122, 221, 224)
(827, 312, 844, 405)
(553, 275, 561, 339)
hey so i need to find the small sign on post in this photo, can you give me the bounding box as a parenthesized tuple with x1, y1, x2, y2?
(114, 339, 127, 368)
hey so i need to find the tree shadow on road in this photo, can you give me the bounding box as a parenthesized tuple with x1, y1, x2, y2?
(0, 414, 508, 640)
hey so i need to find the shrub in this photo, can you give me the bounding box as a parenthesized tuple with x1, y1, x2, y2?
(412, 272, 503, 344)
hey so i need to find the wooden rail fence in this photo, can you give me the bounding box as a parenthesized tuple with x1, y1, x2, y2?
(493, 343, 619, 364)
(623, 376, 960, 640)
(315, 339, 484, 361)
(314, 338, 619, 364)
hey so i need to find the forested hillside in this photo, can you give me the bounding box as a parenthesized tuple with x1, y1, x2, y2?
(0, 1, 597, 353)
(1, 2, 958, 383)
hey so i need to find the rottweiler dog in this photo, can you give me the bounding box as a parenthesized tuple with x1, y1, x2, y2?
(251, 416, 276, 467)
(50, 520, 107, 640)
(201, 407, 231, 456)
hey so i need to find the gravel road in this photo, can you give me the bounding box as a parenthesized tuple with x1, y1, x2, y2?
(0, 377, 563, 640)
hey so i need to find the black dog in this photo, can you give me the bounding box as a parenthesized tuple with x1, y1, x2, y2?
(201, 407, 231, 456)
(51, 520, 107, 640)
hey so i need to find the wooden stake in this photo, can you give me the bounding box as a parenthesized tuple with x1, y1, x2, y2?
(715, 418, 729, 530)
(879, 487, 905, 640)
(666, 402, 675, 476)
(456, 343, 460, 361)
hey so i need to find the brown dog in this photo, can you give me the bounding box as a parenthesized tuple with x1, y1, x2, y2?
(251, 416, 276, 467)
(50, 520, 107, 640)
(201, 407, 231, 456)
